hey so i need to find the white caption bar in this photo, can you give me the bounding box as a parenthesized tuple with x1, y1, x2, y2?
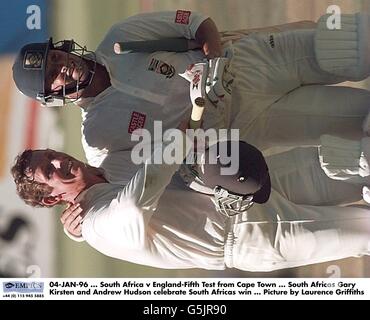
(1, 278, 369, 300)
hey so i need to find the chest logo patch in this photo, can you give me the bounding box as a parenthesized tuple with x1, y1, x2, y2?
(175, 10, 191, 25)
(128, 111, 146, 134)
(148, 58, 175, 79)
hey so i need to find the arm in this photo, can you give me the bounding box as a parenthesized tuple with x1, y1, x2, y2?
(104, 11, 208, 43)
(99, 11, 222, 57)
(119, 128, 193, 209)
(82, 128, 193, 249)
(62, 131, 191, 241)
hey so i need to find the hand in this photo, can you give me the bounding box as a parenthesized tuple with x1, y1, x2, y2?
(195, 18, 222, 59)
(60, 203, 83, 237)
(202, 41, 222, 59)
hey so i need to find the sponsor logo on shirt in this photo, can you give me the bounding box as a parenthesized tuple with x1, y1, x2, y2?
(148, 58, 175, 79)
(128, 111, 146, 135)
(192, 69, 202, 90)
(175, 10, 191, 25)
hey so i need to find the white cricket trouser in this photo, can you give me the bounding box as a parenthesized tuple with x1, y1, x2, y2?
(222, 145, 370, 272)
(225, 189, 370, 272)
(229, 29, 370, 151)
(266, 146, 364, 206)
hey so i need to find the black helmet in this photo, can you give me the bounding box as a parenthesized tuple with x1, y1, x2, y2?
(198, 140, 271, 204)
(12, 38, 96, 106)
(12, 38, 52, 102)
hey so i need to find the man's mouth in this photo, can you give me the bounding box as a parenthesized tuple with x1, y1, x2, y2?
(68, 66, 75, 78)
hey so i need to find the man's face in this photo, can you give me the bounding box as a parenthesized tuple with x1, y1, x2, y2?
(45, 49, 90, 97)
(27, 149, 88, 204)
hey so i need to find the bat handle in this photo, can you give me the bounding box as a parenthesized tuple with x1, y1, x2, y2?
(114, 43, 124, 54)
(114, 38, 200, 54)
(189, 97, 206, 129)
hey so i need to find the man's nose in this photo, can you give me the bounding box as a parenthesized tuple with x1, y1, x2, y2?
(51, 159, 62, 169)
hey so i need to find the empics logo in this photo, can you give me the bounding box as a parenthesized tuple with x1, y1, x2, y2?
(3, 281, 44, 293)
(4, 283, 15, 289)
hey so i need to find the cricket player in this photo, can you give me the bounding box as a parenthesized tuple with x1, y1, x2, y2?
(11, 11, 370, 168)
(10, 130, 370, 272)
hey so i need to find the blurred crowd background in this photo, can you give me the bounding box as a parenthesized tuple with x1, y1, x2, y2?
(0, 0, 369, 278)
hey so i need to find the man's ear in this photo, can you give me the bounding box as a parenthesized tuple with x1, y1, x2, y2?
(41, 194, 63, 207)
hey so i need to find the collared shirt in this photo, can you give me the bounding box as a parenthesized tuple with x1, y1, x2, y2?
(81, 11, 228, 167)
(75, 130, 227, 270)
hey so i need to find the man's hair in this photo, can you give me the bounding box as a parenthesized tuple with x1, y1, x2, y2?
(11, 150, 52, 207)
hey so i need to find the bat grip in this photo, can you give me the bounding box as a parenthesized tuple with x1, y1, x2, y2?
(114, 38, 196, 54)
(189, 98, 206, 129)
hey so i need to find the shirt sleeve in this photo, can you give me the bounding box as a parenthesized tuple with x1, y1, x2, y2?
(101, 11, 208, 44)
(81, 112, 108, 167)
(117, 129, 193, 210)
(83, 130, 193, 250)
(82, 138, 108, 167)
